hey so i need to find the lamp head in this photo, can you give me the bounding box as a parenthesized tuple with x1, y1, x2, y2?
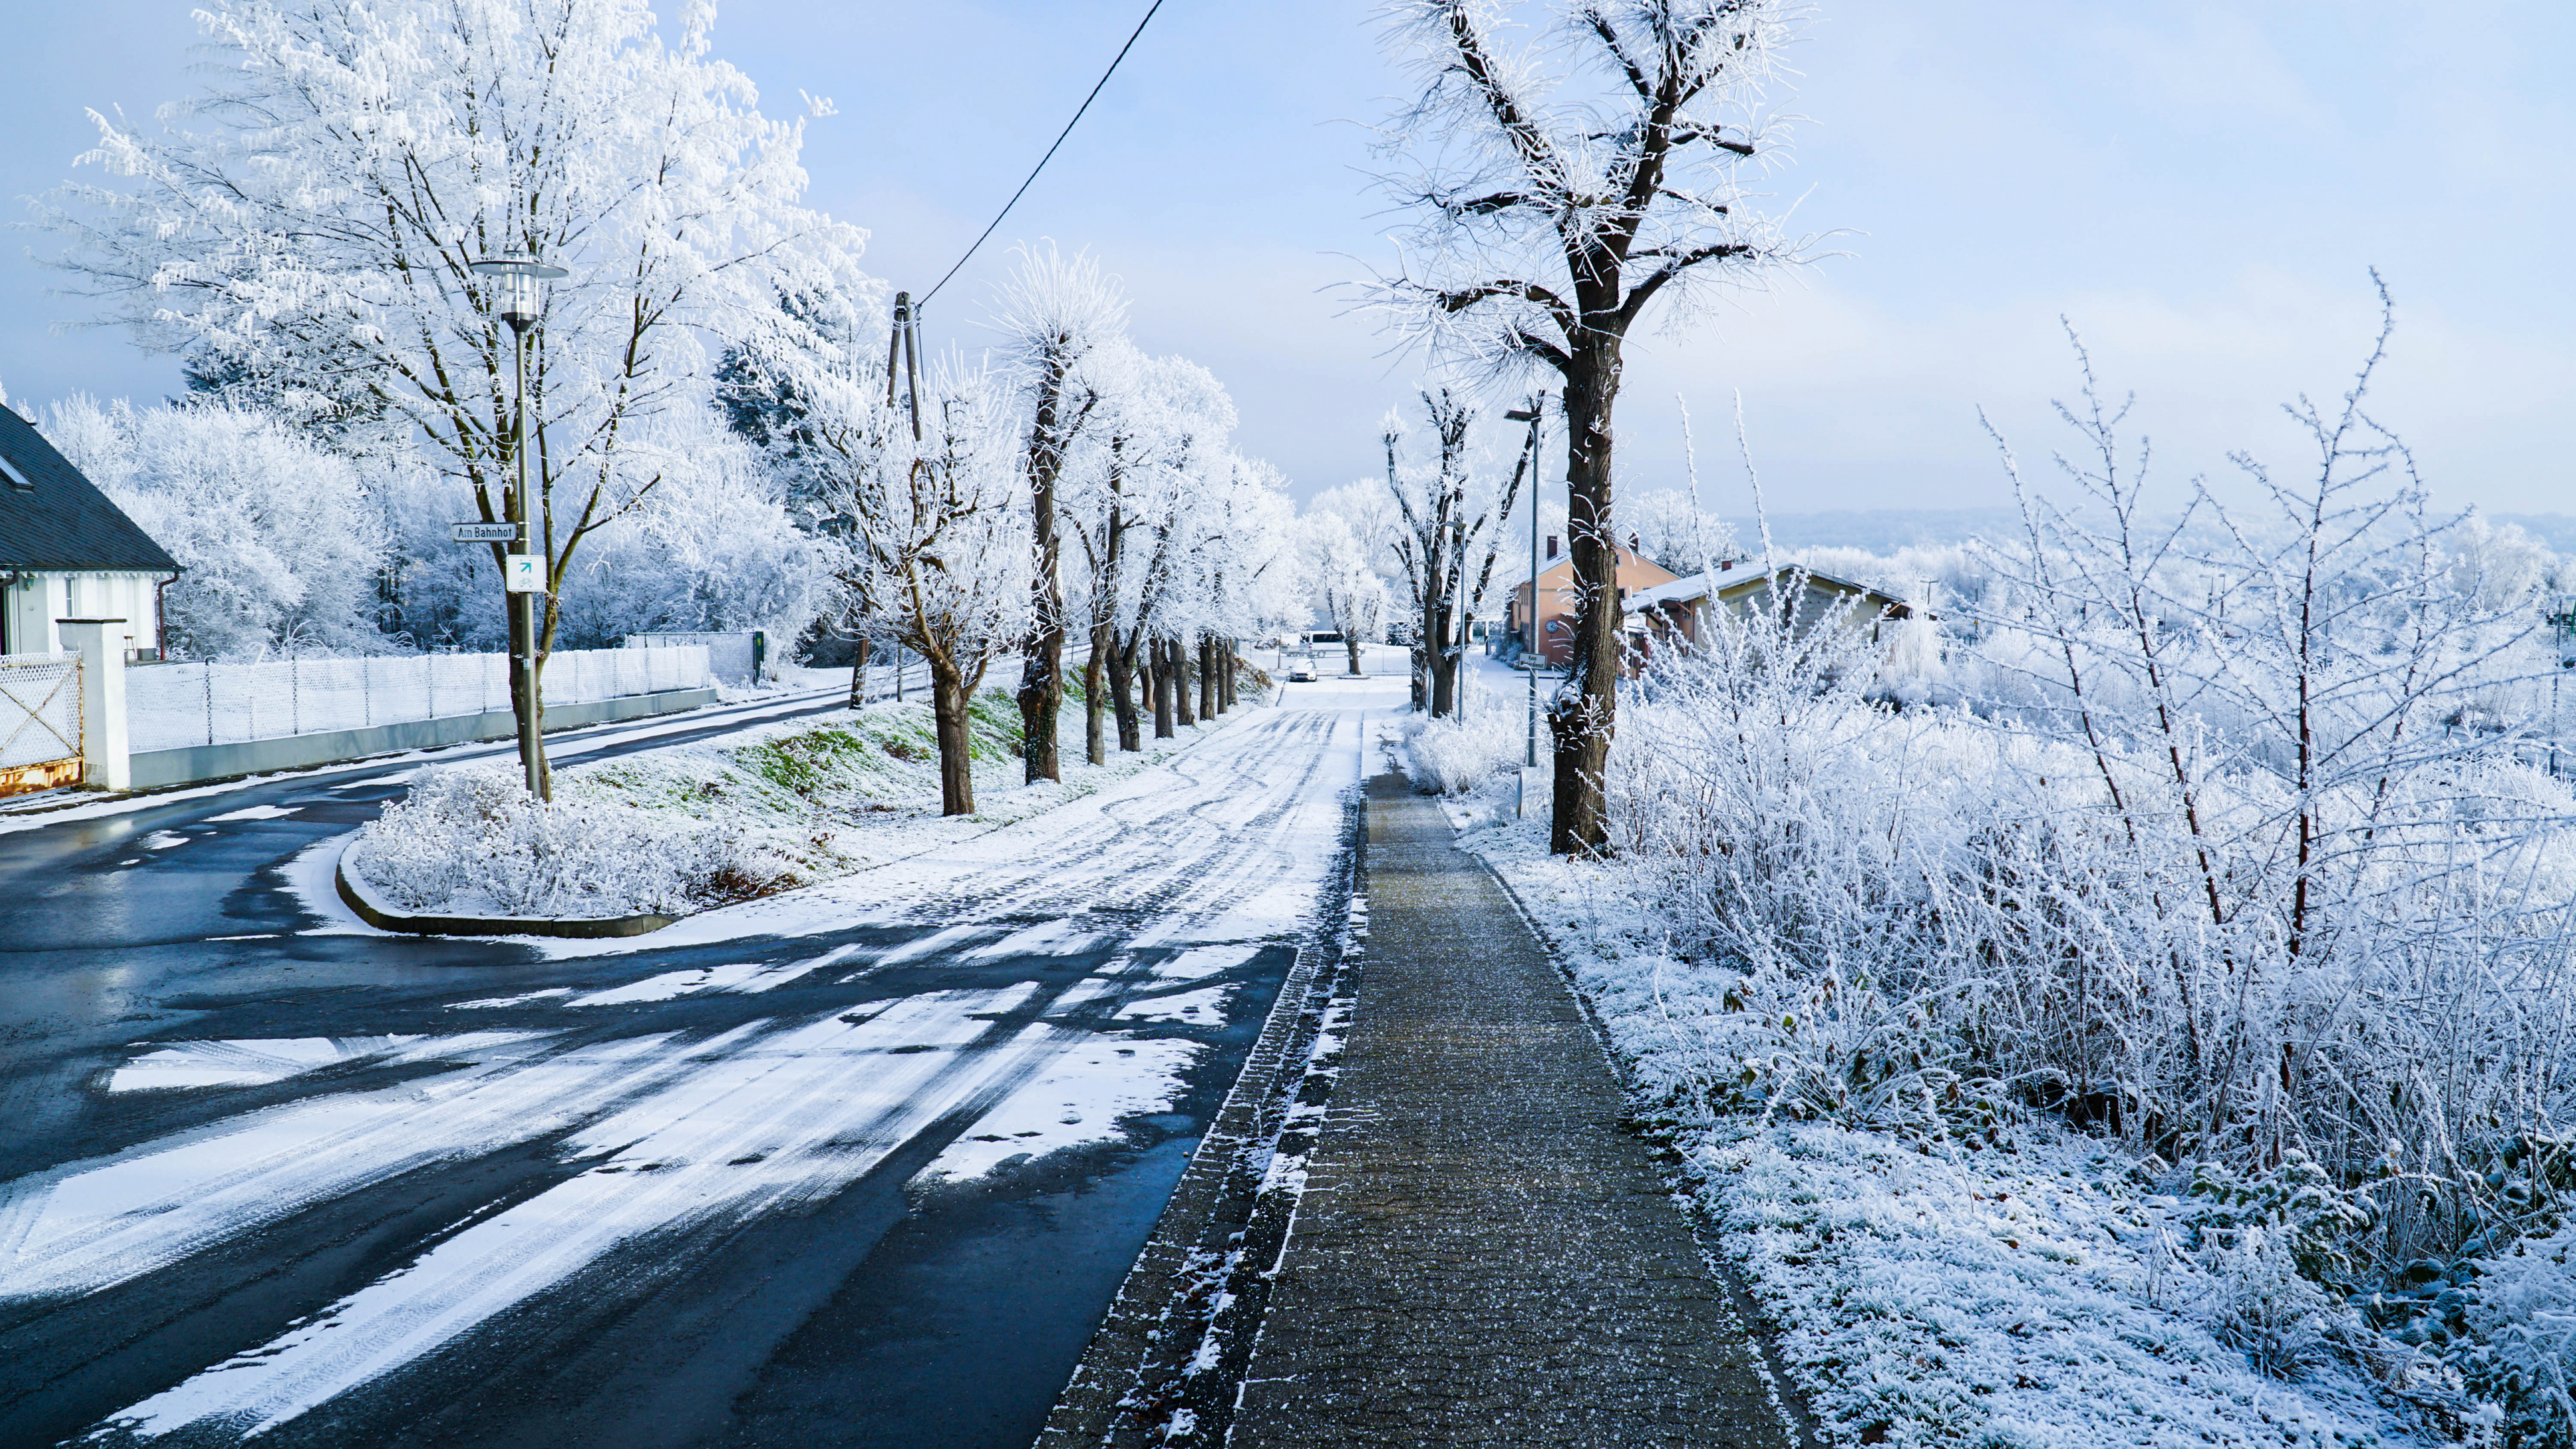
(469, 253, 570, 331)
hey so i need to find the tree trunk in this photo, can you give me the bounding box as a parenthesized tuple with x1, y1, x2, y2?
(930, 651, 977, 816)
(1174, 637, 1197, 728)
(1346, 635, 1364, 678)
(1220, 639, 1236, 710)
(847, 633, 870, 711)
(1199, 635, 1219, 717)
(1410, 645, 1428, 711)
(508, 590, 555, 801)
(1550, 337, 1623, 857)
(1017, 358, 1073, 785)
(1111, 637, 1142, 751)
(1085, 622, 1110, 765)
(1429, 604, 1458, 718)
(1153, 639, 1177, 739)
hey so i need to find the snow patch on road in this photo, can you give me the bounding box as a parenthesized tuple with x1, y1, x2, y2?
(449, 989, 574, 1010)
(1114, 985, 1232, 1024)
(913, 1034, 1203, 1184)
(104, 1035, 526, 1091)
(1150, 944, 1259, 981)
(205, 804, 301, 822)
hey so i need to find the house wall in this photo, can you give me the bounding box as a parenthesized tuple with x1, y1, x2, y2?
(1505, 551, 1680, 666)
(1, 572, 160, 659)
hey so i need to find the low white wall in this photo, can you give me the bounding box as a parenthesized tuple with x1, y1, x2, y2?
(127, 686, 720, 790)
(126, 646, 712, 753)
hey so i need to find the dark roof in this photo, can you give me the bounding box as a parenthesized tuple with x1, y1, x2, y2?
(0, 408, 180, 573)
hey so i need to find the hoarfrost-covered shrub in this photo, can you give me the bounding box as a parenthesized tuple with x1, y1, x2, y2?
(1399, 706, 1525, 796)
(2153, 1155, 2375, 1380)
(2456, 1220, 2576, 1445)
(1599, 308, 2576, 1415)
(348, 766, 779, 918)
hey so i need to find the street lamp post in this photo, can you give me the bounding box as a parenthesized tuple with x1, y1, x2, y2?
(469, 253, 569, 800)
(1504, 401, 1547, 818)
(1444, 517, 1468, 722)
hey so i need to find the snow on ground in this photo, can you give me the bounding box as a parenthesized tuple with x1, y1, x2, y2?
(1115, 984, 1233, 1024)
(912, 1033, 1206, 1183)
(343, 678, 1267, 920)
(18, 673, 1400, 1443)
(1417, 724, 2428, 1448)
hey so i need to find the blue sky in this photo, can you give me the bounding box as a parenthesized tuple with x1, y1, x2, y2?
(5, 1, 2570, 518)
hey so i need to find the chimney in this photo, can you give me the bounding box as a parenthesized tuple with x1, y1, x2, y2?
(1545, 535, 1560, 560)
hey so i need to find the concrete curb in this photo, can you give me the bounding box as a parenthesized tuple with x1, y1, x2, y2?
(1036, 786, 1368, 1448)
(333, 849, 677, 940)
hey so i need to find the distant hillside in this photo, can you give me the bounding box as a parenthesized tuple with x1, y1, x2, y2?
(2490, 514, 2576, 557)
(1745, 508, 2027, 553)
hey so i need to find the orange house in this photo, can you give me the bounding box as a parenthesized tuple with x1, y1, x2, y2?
(1501, 539, 1678, 667)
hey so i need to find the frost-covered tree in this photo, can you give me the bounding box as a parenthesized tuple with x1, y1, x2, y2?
(547, 429, 835, 649)
(1363, 0, 1810, 852)
(1303, 509, 1389, 677)
(989, 244, 1124, 784)
(1381, 392, 1529, 716)
(42, 396, 388, 659)
(780, 341, 1024, 815)
(1062, 344, 1242, 752)
(1623, 486, 1739, 575)
(41, 0, 865, 790)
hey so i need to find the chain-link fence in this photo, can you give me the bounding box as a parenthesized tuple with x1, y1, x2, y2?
(0, 652, 81, 770)
(126, 647, 712, 754)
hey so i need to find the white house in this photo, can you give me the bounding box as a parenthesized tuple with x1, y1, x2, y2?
(0, 407, 178, 661)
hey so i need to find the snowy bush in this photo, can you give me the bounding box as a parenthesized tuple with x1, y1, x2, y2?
(1585, 312, 2576, 1432)
(1399, 705, 1526, 796)
(347, 766, 777, 918)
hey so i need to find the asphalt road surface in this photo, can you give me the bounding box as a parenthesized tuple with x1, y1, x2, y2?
(0, 676, 1391, 1448)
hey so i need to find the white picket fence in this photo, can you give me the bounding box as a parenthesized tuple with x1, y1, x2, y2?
(0, 652, 82, 770)
(127, 647, 712, 753)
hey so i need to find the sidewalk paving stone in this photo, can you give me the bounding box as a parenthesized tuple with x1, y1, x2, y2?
(1226, 775, 1798, 1448)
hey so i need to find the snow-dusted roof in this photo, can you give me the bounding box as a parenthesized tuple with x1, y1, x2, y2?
(0, 409, 180, 574)
(1623, 563, 1918, 616)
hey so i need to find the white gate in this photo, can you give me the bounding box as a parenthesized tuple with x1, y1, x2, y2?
(0, 652, 83, 796)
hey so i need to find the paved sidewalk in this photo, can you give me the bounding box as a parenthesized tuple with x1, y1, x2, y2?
(1228, 776, 1796, 1449)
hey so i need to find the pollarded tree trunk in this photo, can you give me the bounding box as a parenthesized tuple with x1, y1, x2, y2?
(1174, 637, 1197, 728)
(1429, 604, 1460, 718)
(1017, 355, 1075, 786)
(929, 651, 977, 816)
(1111, 637, 1143, 751)
(1154, 639, 1177, 739)
(1550, 339, 1623, 856)
(1085, 621, 1112, 764)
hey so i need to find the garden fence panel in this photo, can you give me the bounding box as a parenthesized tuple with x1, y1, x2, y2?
(0, 653, 83, 769)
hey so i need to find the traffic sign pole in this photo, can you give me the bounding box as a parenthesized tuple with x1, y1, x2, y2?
(509, 322, 544, 799)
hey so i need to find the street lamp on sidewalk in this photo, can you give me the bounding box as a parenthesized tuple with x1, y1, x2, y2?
(468, 252, 569, 799)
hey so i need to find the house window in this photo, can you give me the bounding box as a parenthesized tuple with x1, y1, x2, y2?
(0, 454, 30, 492)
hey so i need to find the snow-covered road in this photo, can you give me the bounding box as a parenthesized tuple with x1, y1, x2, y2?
(0, 674, 1401, 1449)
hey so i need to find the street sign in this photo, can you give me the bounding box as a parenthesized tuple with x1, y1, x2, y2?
(451, 522, 521, 543)
(504, 554, 545, 593)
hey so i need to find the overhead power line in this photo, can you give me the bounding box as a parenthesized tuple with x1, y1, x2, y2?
(918, 0, 1167, 307)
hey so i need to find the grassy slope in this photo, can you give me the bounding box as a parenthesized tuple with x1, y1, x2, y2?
(562, 680, 1246, 892)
